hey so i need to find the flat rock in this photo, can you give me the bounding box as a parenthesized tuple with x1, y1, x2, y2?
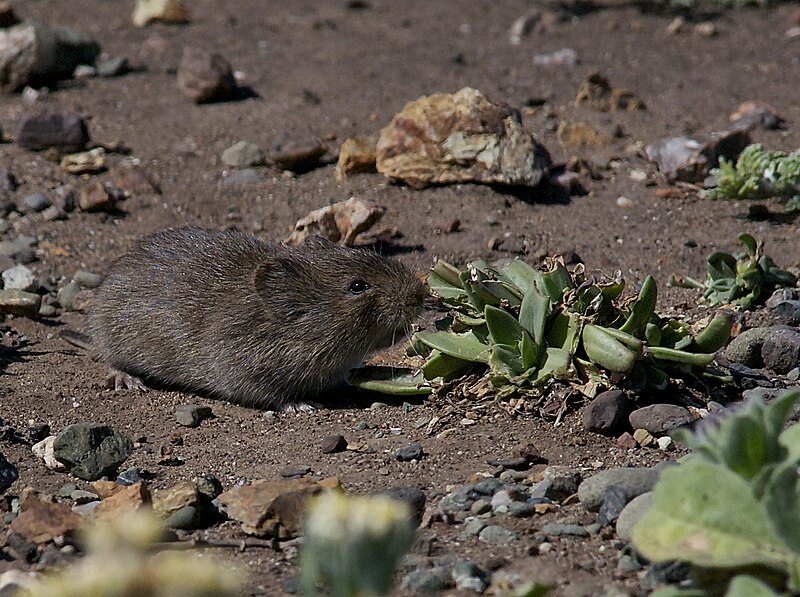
(582, 389, 629, 435)
(22, 192, 50, 212)
(216, 478, 322, 538)
(376, 87, 551, 189)
(628, 404, 694, 435)
(52, 422, 133, 481)
(578, 466, 661, 512)
(10, 493, 82, 544)
(320, 434, 347, 454)
(222, 141, 265, 168)
(177, 46, 236, 103)
(761, 328, 800, 374)
(616, 491, 654, 543)
(0, 289, 40, 318)
(478, 524, 516, 544)
(175, 404, 213, 427)
(395, 442, 423, 462)
(286, 196, 385, 246)
(94, 481, 151, 519)
(14, 112, 90, 152)
(2, 264, 36, 292)
(110, 162, 160, 196)
(270, 142, 327, 173)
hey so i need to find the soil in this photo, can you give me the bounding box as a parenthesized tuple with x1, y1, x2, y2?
(1, 1, 800, 596)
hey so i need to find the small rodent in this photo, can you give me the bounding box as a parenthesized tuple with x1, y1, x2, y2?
(89, 227, 426, 410)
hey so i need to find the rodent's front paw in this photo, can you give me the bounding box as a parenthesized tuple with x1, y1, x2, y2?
(105, 368, 148, 392)
(281, 401, 319, 414)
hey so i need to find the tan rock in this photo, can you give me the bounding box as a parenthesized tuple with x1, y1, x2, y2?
(376, 87, 551, 189)
(336, 136, 377, 179)
(61, 147, 106, 175)
(286, 196, 385, 246)
(177, 46, 236, 104)
(79, 181, 116, 212)
(94, 482, 151, 519)
(90, 479, 122, 499)
(132, 0, 189, 27)
(151, 480, 201, 519)
(10, 493, 82, 544)
(110, 162, 160, 196)
(216, 478, 324, 539)
(575, 72, 645, 112)
(556, 121, 612, 147)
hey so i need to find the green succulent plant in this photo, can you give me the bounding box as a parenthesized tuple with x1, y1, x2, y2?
(412, 257, 732, 396)
(669, 233, 797, 309)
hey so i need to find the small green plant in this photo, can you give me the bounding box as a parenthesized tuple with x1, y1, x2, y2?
(412, 258, 732, 396)
(703, 144, 800, 212)
(301, 492, 417, 597)
(632, 390, 800, 596)
(669, 233, 797, 309)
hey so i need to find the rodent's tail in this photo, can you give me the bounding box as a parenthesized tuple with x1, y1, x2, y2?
(59, 329, 93, 351)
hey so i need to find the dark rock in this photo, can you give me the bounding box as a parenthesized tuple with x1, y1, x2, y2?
(541, 522, 589, 537)
(175, 404, 213, 427)
(597, 485, 628, 526)
(320, 434, 347, 454)
(542, 466, 581, 501)
(52, 422, 133, 481)
(22, 192, 50, 212)
(724, 327, 776, 367)
(176, 46, 236, 103)
(517, 442, 547, 464)
(5, 531, 37, 562)
(486, 456, 529, 470)
(728, 100, 785, 132)
(28, 423, 50, 443)
(642, 561, 691, 592)
(164, 505, 201, 529)
(279, 465, 312, 479)
(395, 442, 423, 462)
(380, 487, 426, 525)
(628, 404, 694, 435)
(270, 142, 327, 174)
(79, 181, 116, 212)
(0, 451, 18, 493)
(761, 329, 800, 374)
(645, 129, 750, 183)
(400, 568, 451, 594)
(582, 389, 628, 435)
(15, 112, 89, 152)
(0, 289, 41, 318)
(116, 467, 146, 486)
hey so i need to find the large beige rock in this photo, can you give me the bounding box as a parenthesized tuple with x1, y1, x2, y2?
(376, 87, 551, 189)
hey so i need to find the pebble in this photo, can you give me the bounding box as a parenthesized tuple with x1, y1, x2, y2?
(724, 326, 775, 368)
(380, 487, 426, 525)
(616, 491, 654, 543)
(633, 428, 656, 447)
(71, 489, 99, 505)
(116, 467, 146, 486)
(597, 485, 628, 526)
(96, 56, 130, 77)
(542, 466, 581, 501)
(221, 141, 265, 168)
(541, 522, 589, 537)
(2, 265, 36, 292)
(657, 436, 673, 451)
(617, 554, 643, 572)
(395, 442, 423, 462)
(270, 142, 327, 174)
(164, 505, 200, 530)
(628, 404, 694, 434)
(486, 456, 529, 470)
(72, 270, 102, 289)
(56, 282, 81, 311)
(0, 452, 18, 493)
(761, 328, 800, 374)
(177, 46, 236, 103)
(478, 525, 516, 544)
(280, 465, 312, 479)
(320, 433, 347, 454)
(0, 289, 41, 318)
(399, 568, 451, 594)
(578, 466, 662, 512)
(79, 181, 116, 212)
(73, 64, 97, 79)
(52, 422, 134, 481)
(175, 404, 213, 427)
(222, 168, 260, 186)
(14, 112, 90, 152)
(23, 193, 51, 212)
(452, 561, 491, 593)
(463, 519, 486, 536)
(471, 498, 491, 515)
(582, 389, 628, 435)
(508, 502, 535, 518)
(32, 436, 66, 471)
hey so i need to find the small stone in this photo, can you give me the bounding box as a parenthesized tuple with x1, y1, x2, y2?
(94, 481, 151, 519)
(96, 56, 130, 77)
(597, 485, 628, 526)
(61, 147, 106, 174)
(28, 423, 50, 443)
(729, 100, 785, 132)
(52, 422, 134, 481)
(724, 326, 775, 367)
(541, 522, 589, 537)
(645, 129, 750, 183)
(116, 467, 146, 486)
(133, 0, 189, 26)
(175, 404, 213, 427)
(110, 162, 159, 196)
(73, 64, 96, 79)
(556, 121, 612, 146)
(280, 465, 312, 479)
(508, 502, 536, 518)
(177, 46, 236, 103)
(23, 193, 51, 212)
(633, 428, 656, 447)
(542, 466, 581, 501)
(533, 48, 578, 66)
(286, 197, 385, 247)
(379, 487, 426, 525)
(78, 181, 116, 212)
(616, 195, 634, 208)
(517, 442, 547, 464)
(5, 531, 37, 562)
(222, 168, 260, 186)
(320, 434, 347, 454)
(32, 436, 66, 472)
(72, 270, 102, 289)
(761, 328, 800, 374)
(788, 367, 800, 382)
(395, 442, 423, 462)
(463, 519, 486, 536)
(164, 504, 200, 529)
(57, 282, 81, 310)
(578, 466, 662, 512)
(657, 436, 673, 451)
(0, 289, 40, 318)
(471, 498, 492, 515)
(575, 72, 645, 112)
(221, 141, 265, 168)
(478, 525, 516, 544)
(2, 265, 36, 292)
(582, 389, 628, 435)
(0, 452, 18, 493)
(14, 112, 90, 152)
(628, 404, 694, 434)
(616, 491, 654, 543)
(617, 554, 643, 572)
(486, 456, 529, 471)
(335, 136, 377, 179)
(452, 561, 491, 593)
(71, 489, 100, 505)
(399, 568, 451, 594)
(270, 142, 327, 173)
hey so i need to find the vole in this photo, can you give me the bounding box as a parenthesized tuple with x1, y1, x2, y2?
(86, 227, 426, 411)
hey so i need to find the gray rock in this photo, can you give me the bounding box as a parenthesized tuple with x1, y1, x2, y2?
(470, 498, 491, 515)
(628, 404, 694, 434)
(508, 502, 535, 518)
(73, 64, 97, 78)
(616, 491, 654, 543)
(542, 465, 582, 501)
(71, 489, 100, 504)
(52, 422, 133, 481)
(770, 300, 800, 327)
(761, 329, 800, 374)
(72, 270, 102, 289)
(222, 168, 260, 186)
(57, 281, 81, 310)
(116, 467, 145, 486)
(724, 327, 775, 368)
(0, 289, 40, 318)
(400, 567, 451, 594)
(381, 487, 426, 526)
(478, 525, 516, 544)
(452, 561, 491, 593)
(176, 46, 236, 104)
(23, 192, 50, 212)
(2, 265, 36, 292)
(597, 485, 628, 526)
(463, 519, 486, 536)
(578, 467, 661, 512)
(175, 404, 213, 427)
(321, 434, 347, 454)
(96, 56, 130, 78)
(582, 389, 628, 435)
(71, 501, 100, 517)
(645, 129, 750, 183)
(15, 112, 90, 152)
(164, 505, 201, 530)
(0, 452, 18, 493)
(221, 141, 265, 168)
(766, 288, 800, 309)
(541, 522, 589, 537)
(395, 442, 423, 462)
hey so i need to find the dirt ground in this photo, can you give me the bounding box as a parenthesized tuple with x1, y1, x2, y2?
(1, 1, 800, 595)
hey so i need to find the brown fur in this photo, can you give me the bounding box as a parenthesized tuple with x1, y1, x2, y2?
(89, 227, 426, 409)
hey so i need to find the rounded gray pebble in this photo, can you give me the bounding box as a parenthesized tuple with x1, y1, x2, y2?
(175, 404, 213, 427)
(761, 329, 800, 374)
(72, 270, 102, 289)
(616, 491, 654, 543)
(478, 525, 516, 544)
(395, 442, 423, 462)
(23, 193, 51, 212)
(578, 467, 661, 512)
(164, 505, 201, 530)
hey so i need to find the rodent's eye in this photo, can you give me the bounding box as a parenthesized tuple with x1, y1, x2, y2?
(348, 279, 370, 295)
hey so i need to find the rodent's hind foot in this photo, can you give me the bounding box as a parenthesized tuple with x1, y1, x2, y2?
(281, 401, 319, 414)
(105, 368, 148, 392)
